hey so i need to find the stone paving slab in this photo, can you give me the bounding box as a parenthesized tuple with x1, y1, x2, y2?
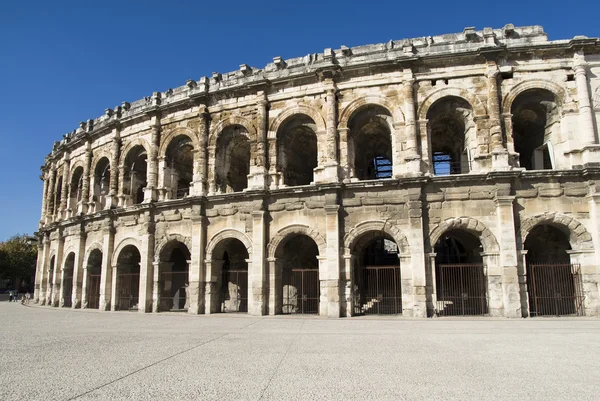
(1, 302, 599, 401)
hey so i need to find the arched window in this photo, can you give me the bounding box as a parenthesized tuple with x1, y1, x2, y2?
(164, 135, 194, 199)
(215, 125, 250, 193)
(511, 89, 559, 170)
(348, 105, 393, 180)
(123, 146, 148, 205)
(93, 158, 111, 210)
(68, 166, 84, 215)
(427, 97, 473, 175)
(277, 115, 318, 186)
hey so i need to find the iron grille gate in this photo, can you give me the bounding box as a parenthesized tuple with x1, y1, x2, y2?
(354, 266, 402, 315)
(87, 274, 101, 309)
(221, 269, 248, 313)
(283, 269, 319, 314)
(117, 273, 140, 311)
(436, 264, 488, 316)
(527, 263, 585, 317)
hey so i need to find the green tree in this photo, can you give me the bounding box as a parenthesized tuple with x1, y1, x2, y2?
(0, 234, 38, 292)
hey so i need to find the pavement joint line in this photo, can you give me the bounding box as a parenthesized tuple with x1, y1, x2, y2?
(256, 320, 305, 401)
(65, 332, 230, 401)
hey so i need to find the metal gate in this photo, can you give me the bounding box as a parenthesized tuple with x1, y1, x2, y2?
(221, 269, 248, 313)
(283, 269, 319, 314)
(354, 266, 402, 315)
(87, 273, 101, 309)
(527, 263, 585, 317)
(436, 264, 488, 316)
(159, 271, 189, 311)
(117, 273, 140, 311)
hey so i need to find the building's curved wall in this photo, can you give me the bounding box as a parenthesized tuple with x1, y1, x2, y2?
(35, 25, 600, 317)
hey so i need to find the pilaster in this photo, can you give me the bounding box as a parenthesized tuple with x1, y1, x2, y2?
(138, 217, 156, 312)
(494, 195, 521, 317)
(323, 204, 341, 317)
(188, 212, 206, 314)
(99, 219, 115, 311)
(250, 210, 267, 315)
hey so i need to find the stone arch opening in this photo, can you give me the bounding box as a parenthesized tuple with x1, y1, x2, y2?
(348, 105, 393, 180)
(274, 234, 320, 315)
(93, 157, 111, 210)
(351, 231, 402, 315)
(209, 238, 249, 313)
(524, 224, 583, 316)
(123, 145, 147, 205)
(215, 125, 250, 193)
(116, 245, 141, 311)
(158, 241, 190, 312)
(427, 96, 474, 175)
(511, 89, 560, 170)
(68, 166, 84, 215)
(86, 249, 102, 309)
(62, 252, 75, 308)
(277, 114, 318, 186)
(164, 135, 194, 199)
(433, 229, 487, 316)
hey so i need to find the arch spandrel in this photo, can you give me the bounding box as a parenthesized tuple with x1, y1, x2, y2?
(205, 229, 253, 260)
(208, 116, 257, 148)
(338, 96, 404, 129)
(344, 220, 410, 255)
(119, 138, 152, 167)
(417, 87, 487, 121)
(269, 104, 327, 138)
(158, 127, 199, 159)
(519, 212, 594, 251)
(267, 224, 327, 259)
(502, 79, 568, 115)
(83, 242, 103, 266)
(154, 234, 192, 262)
(429, 217, 499, 253)
(111, 238, 143, 266)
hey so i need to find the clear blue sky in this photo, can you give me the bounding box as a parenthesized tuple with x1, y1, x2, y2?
(0, 0, 597, 241)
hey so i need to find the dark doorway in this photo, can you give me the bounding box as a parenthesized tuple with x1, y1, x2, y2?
(86, 249, 102, 309)
(116, 245, 141, 311)
(434, 230, 488, 316)
(524, 225, 584, 316)
(281, 235, 320, 314)
(353, 234, 402, 315)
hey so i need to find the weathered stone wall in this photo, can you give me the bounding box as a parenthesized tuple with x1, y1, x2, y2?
(35, 25, 600, 318)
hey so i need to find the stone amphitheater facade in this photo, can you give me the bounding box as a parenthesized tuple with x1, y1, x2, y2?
(34, 25, 600, 318)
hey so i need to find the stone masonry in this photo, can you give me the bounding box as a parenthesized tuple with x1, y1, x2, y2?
(34, 25, 600, 318)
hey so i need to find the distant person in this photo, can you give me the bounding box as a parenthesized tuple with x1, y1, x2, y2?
(8, 291, 13, 302)
(26, 292, 31, 304)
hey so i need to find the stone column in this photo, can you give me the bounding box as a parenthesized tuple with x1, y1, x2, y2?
(188, 214, 206, 314)
(46, 165, 57, 222)
(407, 186, 427, 317)
(81, 262, 88, 309)
(495, 195, 521, 317)
(152, 261, 161, 312)
(323, 205, 341, 317)
(207, 145, 217, 195)
(417, 120, 430, 172)
(59, 154, 70, 219)
(267, 258, 281, 315)
(249, 92, 268, 189)
(72, 230, 86, 308)
(145, 118, 160, 202)
(117, 165, 126, 207)
(320, 81, 339, 182)
(250, 210, 267, 315)
(138, 219, 156, 312)
(33, 239, 45, 304)
(487, 63, 510, 170)
(204, 259, 222, 314)
(341, 252, 353, 316)
(99, 219, 115, 311)
(403, 74, 421, 174)
(573, 52, 596, 146)
(518, 250, 530, 317)
(427, 253, 437, 315)
(39, 171, 49, 223)
(157, 157, 167, 200)
(267, 138, 280, 189)
(80, 141, 92, 215)
(52, 231, 65, 307)
(482, 252, 503, 316)
(191, 106, 209, 196)
(107, 129, 120, 209)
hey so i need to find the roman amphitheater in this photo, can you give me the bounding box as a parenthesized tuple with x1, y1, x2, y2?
(34, 25, 600, 318)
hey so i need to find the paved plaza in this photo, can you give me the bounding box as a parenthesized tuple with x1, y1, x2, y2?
(1, 302, 599, 401)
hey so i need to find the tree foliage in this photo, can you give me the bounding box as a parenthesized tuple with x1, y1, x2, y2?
(0, 234, 38, 290)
